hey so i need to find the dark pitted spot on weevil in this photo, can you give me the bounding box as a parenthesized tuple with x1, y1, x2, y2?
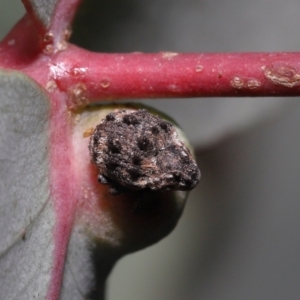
(123, 114, 140, 126)
(106, 113, 115, 121)
(89, 109, 200, 194)
(151, 126, 160, 135)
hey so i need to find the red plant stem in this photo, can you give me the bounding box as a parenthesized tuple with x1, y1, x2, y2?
(3, 18, 300, 106)
(51, 47, 300, 105)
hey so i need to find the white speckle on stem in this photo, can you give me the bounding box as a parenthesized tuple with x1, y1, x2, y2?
(168, 84, 180, 92)
(7, 39, 15, 46)
(72, 67, 88, 76)
(231, 77, 261, 89)
(161, 52, 179, 60)
(49, 63, 69, 80)
(70, 83, 88, 108)
(247, 79, 261, 89)
(43, 32, 54, 44)
(43, 44, 54, 54)
(100, 79, 111, 89)
(230, 77, 244, 89)
(72, 84, 87, 97)
(195, 65, 204, 73)
(45, 80, 57, 92)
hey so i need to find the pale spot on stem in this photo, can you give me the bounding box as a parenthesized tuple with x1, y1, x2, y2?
(161, 52, 179, 60)
(7, 39, 16, 46)
(195, 65, 204, 73)
(231, 77, 261, 89)
(230, 77, 244, 89)
(247, 79, 261, 89)
(70, 83, 88, 109)
(263, 65, 300, 88)
(100, 79, 111, 89)
(46, 80, 57, 92)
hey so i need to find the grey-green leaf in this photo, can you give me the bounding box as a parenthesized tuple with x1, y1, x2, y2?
(0, 69, 55, 299)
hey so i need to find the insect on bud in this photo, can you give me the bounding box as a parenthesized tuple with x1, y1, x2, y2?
(89, 109, 200, 194)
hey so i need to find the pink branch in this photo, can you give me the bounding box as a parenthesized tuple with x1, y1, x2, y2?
(52, 47, 300, 106)
(3, 22, 300, 107)
(5, 1, 299, 109)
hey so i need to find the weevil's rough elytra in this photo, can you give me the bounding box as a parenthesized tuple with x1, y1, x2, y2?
(89, 109, 200, 194)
